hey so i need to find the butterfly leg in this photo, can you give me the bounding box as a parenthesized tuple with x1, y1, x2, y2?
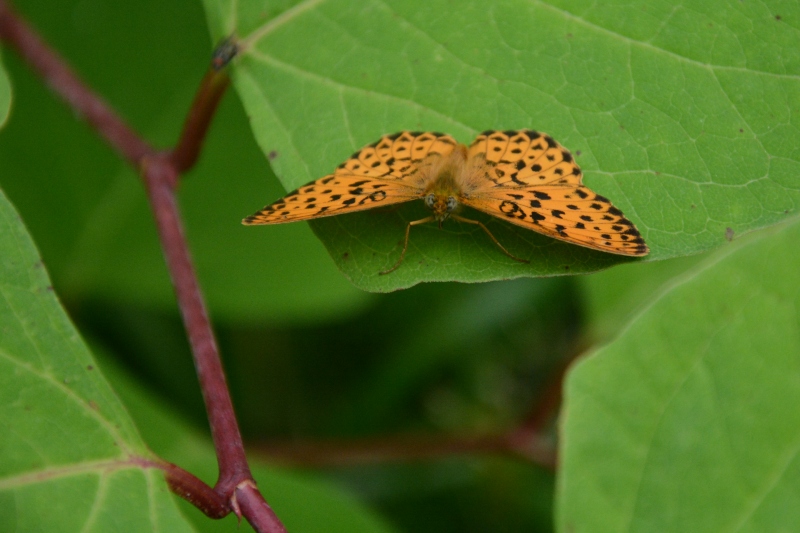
(379, 216, 436, 275)
(451, 215, 530, 265)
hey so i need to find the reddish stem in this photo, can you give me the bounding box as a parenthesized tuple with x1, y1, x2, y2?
(164, 463, 229, 519)
(236, 482, 287, 533)
(255, 431, 556, 470)
(169, 68, 230, 173)
(0, 2, 286, 531)
(141, 157, 254, 495)
(252, 354, 576, 471)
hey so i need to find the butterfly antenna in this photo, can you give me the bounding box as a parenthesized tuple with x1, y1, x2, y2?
(379, 216, 436, 275)
(451, 215, 529, 264)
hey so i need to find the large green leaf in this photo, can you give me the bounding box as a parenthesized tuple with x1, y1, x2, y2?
(202, 0, 799, 291)
(0, 188, 196, 531)
(0, 53, 9, 128)
(558, 216, 800, 532)
(0, 0, 365, 323)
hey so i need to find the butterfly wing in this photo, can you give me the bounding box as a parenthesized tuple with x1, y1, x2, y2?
(243, 173, 421, 224)
(461, 130, 648, 256)
(245, 131, 458, 225)
(336, 131, 458, 182)
(467, 129, 582, 187)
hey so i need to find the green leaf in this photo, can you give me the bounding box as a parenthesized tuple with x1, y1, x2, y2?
(558, 216, 800, 532)
(0, 0, 366, 323)
(0, 188, 196, 532)
(202, 0, 799, 291)
(0, 53, 9, 128)
(0, 184, 396, 532)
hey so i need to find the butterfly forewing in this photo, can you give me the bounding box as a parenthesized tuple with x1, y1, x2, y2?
(243, 173, 420, 224)
(462, 129, 648, 256)
(245, 131, 458, 225)
(461, 186, 648, 255)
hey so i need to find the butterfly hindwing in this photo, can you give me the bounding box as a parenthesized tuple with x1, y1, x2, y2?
(337, 131, 458, 182)
(468, 129, 581, 187)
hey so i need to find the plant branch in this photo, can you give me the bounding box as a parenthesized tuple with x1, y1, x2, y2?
(252, 358, 575, 471)
(141, 157, 254, 494)
(169, 68, 230, 173)
(255, 430, 556, 469)
(0, 2, 286, 531)
(252, 348, 583, 471)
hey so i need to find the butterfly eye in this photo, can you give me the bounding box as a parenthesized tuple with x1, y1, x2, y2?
(446, 196, 458, 212)
(425, 193, 436, 209)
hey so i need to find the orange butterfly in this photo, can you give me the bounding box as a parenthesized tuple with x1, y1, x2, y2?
(244, 130, 649, 274)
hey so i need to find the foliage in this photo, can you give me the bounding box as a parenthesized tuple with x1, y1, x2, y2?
(0, 0, 798, 531)
(209, 0, 799, 291)
(562, 217, 800, 532)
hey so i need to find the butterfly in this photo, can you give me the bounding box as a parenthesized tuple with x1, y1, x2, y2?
(244, 130, 649, 274)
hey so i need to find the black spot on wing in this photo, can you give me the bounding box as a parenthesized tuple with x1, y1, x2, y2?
(499, 200, 527, 220)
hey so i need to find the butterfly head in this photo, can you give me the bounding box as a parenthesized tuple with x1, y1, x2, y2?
(424, 193, 458, 228)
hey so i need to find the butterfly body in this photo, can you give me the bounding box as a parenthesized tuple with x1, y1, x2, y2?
(245, 130, 649, 273)
(416, 143, 469, 227)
